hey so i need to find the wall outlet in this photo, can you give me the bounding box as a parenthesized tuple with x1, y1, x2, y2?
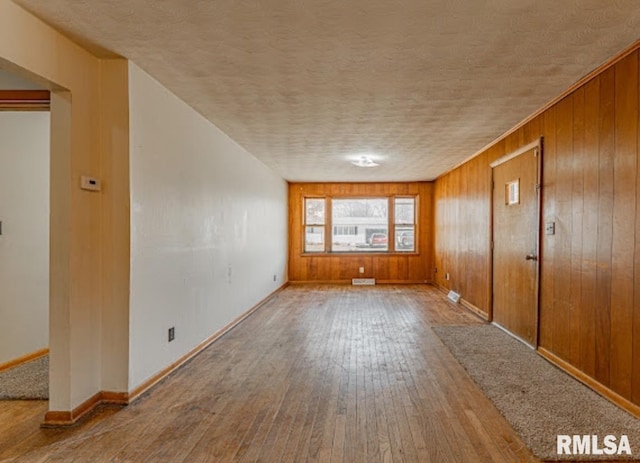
(168, 327, 175, 342)
(359, 267, 365, 274)
(273, 274, 277, 282)
(445, 272, 450, 281)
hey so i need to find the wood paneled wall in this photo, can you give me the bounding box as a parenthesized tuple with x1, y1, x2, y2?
(289, 182, 434, 283)
(434, 46, 640, 409)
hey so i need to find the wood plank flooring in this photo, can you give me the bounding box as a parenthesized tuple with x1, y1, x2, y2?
(0, 285, 539, 462)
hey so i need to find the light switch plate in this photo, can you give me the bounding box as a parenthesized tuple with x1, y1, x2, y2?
(545, 222, 555, 235)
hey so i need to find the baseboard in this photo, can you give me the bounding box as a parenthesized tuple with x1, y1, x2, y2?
(460, 298, 489, 320)
(430, 283, 489, 321)
(42, 390, 130, 427)
(100, 391, 129, 405)
(432, 282, 449, 295)
(0, 348, 49, 373)
(42, 283, 289, 428)
(128, 282, 290, 402)
(288, 280, 428, 285)
(538, 347, 640, 420)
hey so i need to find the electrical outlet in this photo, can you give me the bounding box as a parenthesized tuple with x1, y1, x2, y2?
(445, 272, 450, 281)
(168, 327, 175, 342)
(359, 267, 365, 274)
(273, 274, 277, 282)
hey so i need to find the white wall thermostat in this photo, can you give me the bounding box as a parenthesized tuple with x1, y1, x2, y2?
(80, 176, 101, 192)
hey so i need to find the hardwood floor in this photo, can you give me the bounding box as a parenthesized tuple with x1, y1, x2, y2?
(0, 285, 539, 462)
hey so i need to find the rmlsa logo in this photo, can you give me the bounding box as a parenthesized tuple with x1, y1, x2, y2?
(557, 435, 631, 455)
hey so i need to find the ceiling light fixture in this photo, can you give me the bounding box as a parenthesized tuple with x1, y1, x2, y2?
(351, 155, 379, 167)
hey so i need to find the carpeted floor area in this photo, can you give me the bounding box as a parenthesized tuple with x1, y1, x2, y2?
(0, 355, 48, 400)
(433, 324, 640, 461)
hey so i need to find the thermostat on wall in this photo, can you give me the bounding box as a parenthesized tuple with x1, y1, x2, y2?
(80, 175, 101, 192)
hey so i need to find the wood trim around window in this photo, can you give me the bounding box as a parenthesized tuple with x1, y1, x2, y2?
(0, 90, 50, 111)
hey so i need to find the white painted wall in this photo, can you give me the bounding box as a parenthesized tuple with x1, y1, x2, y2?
(0, 111, 50, 365)
(0, 69, 44, 90)
(128, 63, 288, 390)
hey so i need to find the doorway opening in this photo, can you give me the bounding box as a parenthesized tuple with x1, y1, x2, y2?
(0, 66, 51, 401)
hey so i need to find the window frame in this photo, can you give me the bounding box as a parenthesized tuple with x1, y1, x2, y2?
(393, 196, 417, 253)
(303, 196, 328, 253)
(302, 194, 419, 255)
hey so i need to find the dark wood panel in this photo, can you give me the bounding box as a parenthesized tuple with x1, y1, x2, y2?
(539, 104, 557, 349)
(580, 76, 600, 379)
(595, 67, 615, 387)
(571, 87, 585, 366)
(433, 47, 640, 410)
(609, 52, 637, 399)
(433, 148, 496, 318)
(288, 182, 433, 283)
(553, 94, 574, 362)
(634, 54, 640, 405)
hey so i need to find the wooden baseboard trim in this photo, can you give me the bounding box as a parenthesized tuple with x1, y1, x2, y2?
(431, 282, 449, 294)
(128, 282, 290, 402)
(100, 391, 129, 405)
(538, 347, 640, 420)
(43, 284, 290, 428)
(42, 390, 129, 427)
(288, 280, 429, 285)
(460, 298, 489, 321)
(0, 348, 49, 373)
(288, 280, 351, 285)
(430, 283, 490, 321)
(43, 391, 101, 427)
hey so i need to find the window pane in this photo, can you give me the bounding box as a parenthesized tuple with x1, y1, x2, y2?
(305, 198, 325, 225)
(304, 226, 324, 252)
(394, 197, 415, 224)
(395, 225, 415, 252)
(331, 198, 388, 252)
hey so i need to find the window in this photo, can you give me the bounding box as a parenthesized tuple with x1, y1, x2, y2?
(303, 195, 417, 254)
(333, 225, 358, 236)
(394, 197, 416, 252)
(331, 198, 389, 252)
(304, 198, 325, 252)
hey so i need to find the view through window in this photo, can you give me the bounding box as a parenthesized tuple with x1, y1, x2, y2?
(303, 196, 417, 253)
(395, 197, 416, 252)
(332, 198, 388, 252)
(304, 198, 325, 252)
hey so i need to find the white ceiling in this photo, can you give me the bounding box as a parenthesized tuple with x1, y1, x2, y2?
(12, 0, 640, 182)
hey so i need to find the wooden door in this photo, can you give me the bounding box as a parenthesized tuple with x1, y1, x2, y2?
(491, 141, 541, 347)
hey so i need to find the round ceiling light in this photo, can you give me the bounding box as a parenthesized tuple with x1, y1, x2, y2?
(351, 155, 379, 167)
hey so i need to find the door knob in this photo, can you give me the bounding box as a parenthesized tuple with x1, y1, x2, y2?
(525, 254, 538, 261)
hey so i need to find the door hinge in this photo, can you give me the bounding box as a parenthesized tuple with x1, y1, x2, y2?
(491, 240, 494, 250)
(535, 183, 541, 191)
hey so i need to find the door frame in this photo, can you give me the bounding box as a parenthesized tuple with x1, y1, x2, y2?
(489, 138, 543, 347)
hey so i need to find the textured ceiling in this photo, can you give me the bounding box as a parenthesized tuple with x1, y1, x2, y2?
(12, 0, 640, 182)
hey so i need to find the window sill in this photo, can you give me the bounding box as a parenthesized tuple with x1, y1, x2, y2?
(300, 252, 420, 257)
